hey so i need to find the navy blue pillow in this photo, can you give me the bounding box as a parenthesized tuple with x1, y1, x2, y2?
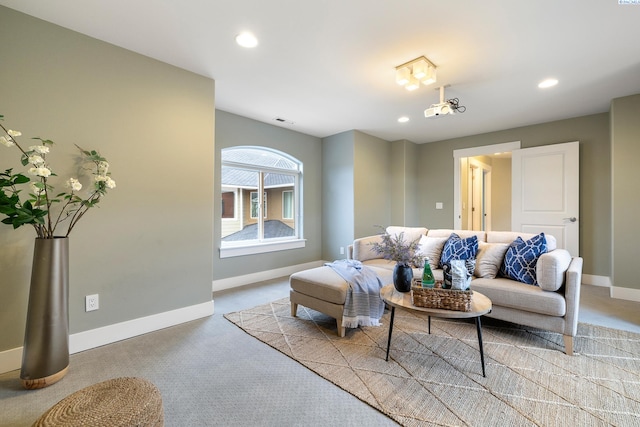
(500, 233, 547, 285)
(439, 233, 479, 268)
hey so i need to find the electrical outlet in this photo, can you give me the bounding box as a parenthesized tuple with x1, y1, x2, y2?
(85, 294, 99, 312)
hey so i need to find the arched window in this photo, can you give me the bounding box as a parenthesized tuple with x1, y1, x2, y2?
(220, 146, 304, 257)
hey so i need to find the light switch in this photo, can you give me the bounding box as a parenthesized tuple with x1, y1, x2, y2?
(436, 202, 443, 210)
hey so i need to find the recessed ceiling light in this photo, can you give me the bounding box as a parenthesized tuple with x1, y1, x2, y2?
(538, 78, 558, 89)
(398, 116, 410, 123)
(236, 32, 258, 48)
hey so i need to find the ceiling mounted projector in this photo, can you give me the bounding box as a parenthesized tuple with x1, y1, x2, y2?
(424, 86, 466, 118)
(424, 102, 453, 118)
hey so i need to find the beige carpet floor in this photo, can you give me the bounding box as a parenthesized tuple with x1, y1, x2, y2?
(225, 298, 640, 427)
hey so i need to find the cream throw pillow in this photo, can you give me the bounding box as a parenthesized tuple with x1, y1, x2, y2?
(474, 241, 509, 279)
(417, 235, 447, 270)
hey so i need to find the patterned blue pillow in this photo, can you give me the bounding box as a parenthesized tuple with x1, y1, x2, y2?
(439, 233, 479, 268)
(500, 233, 547, 285)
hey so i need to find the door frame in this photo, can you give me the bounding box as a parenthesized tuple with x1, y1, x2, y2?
(453, 141, 521, 229)
(468, 157, 492, 231)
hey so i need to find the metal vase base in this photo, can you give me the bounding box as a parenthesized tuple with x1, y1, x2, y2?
(20, 237, 70, 390)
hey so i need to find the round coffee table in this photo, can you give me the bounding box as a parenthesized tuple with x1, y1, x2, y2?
(380, 284, 492, 377)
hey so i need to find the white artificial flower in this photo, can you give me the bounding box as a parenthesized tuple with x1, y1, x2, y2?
(7, 129, 21, 137)
(66, 178, 82, 192)
(28, 155, 45, 165)
(30, 182, 44, 195)
(98, 161, 109, 174)
(94, 175, 107, 182)
(0, 136, 15, 147)
(28, 167, 52, 177)
(105, 177, 116, 189)
(29, 145, 50, 154)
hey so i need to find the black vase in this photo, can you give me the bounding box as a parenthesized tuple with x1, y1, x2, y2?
(393, 263, 413, 292)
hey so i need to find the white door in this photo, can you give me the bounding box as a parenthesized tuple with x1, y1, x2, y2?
(512, 141, 579, 256)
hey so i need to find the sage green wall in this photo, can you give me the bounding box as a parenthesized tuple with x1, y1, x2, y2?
(611, 94, 640, 291)
(418, 113, 610, 277)
(0, 7, 214, 351)
(214, 110, 322, 278)
(390, 140, 420, 226)
(491, 157, 512, 231)
(354, 131, 391, 238)
(322, 131, 355, 261)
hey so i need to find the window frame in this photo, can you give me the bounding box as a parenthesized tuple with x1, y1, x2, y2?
(220, 146, 305, 258)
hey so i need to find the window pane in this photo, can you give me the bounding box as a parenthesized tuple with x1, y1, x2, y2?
(282, 190, 293, 220)
(221, 167, 258, 240)
(250, 192, 266, 219)
(222, 147, 298, 171)
(221, 191, 235, 219)
(221, 147, 301, 251)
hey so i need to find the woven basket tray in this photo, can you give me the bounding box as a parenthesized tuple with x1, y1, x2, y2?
(411, 279, 473, 312)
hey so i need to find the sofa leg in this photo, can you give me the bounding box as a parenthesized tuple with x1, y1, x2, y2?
(291, 302, 298, 317)
(338, 324, 346, 338)
(563, 335, 574, 355)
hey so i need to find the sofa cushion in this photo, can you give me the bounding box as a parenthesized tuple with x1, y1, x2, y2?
(361, 258, 395, 270)
(386, 226, 428, 244)
(536, 249, 572, 291)
(488, 231, 556, 251)
(352, 235, 383, 262)
(440, 233, 479, 268)
(475, 241, 509, 279)
(289, 267, 349, 305)
(500, 233, 547, 285)
(471, 277, 566, 317)
(416, 235, 447, 270)
(428, 229, 486, 242)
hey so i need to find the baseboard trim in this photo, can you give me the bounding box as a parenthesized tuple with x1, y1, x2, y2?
(611, 286, 640, 302)
(0, 300, 213, 375)
(582, 274, 612, 287)
(212, 260, 325, 292)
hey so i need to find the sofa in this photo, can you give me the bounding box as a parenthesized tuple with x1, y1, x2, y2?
(348, 226, 583, 355)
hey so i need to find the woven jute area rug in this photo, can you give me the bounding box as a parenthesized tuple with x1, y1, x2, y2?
(225, 298, 640, 426)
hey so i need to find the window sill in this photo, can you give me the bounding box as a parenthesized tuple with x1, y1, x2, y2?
(219, 239, 306, 259)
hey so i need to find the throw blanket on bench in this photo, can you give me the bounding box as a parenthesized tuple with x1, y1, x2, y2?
(325, 259, 385, 328)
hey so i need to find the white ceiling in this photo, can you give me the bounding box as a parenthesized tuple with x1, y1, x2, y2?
(2, 0, 640, 144)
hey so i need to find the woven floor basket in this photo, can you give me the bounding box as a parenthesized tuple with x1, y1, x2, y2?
(33, 377, 164, 427)
(411, 281, 473, 312)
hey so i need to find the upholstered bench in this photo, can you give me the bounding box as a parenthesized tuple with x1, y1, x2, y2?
(33, 377, 164, 426)
(290, 266, 350, 337)
(289, 265, 392, 337)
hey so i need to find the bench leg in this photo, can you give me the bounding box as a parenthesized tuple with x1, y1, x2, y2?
(291, 301, 298, 317)
(563, 335, 574, 355)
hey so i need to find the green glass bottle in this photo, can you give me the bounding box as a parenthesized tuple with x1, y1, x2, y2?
(422, 258, 435, 288)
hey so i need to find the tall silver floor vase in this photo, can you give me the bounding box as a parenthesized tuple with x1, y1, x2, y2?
(20, 237, 69, 389)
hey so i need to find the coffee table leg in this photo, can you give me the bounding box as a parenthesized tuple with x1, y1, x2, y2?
(428, 316, 431, 334)
(385, 307, 395, 361)
(475, 316, 486, 377)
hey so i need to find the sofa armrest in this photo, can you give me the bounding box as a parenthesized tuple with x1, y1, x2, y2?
(537, 249, 572, 291)
(347, 245, 354, 260)
(351, 235, 383, 262)
(563, 256, 583, 337)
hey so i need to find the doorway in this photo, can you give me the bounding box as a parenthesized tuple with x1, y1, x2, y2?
(454, 141, 520, 230)
(467, 158, 492, 231)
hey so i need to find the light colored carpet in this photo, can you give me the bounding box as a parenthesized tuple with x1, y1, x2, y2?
(225, 298, 640, 427)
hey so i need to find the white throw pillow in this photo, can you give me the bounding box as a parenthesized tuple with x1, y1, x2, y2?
(474, 241, 509, 279)
(416, 235, 447, 270)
